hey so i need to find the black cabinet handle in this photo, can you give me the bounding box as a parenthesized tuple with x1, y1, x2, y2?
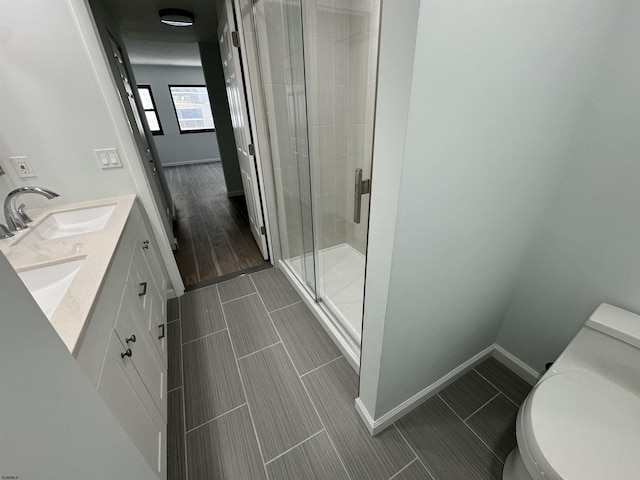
(139, 282, 147, 297)
(158, 324, 165, 339)
(121, 348, 132, 358)
(126, 334, 136, 344)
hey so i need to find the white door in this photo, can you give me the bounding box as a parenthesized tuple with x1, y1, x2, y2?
(218, 1, 269, 259)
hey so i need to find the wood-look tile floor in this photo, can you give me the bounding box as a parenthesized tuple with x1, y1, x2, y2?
(164, 162, 269, 289)
(166, 268, 533, 480)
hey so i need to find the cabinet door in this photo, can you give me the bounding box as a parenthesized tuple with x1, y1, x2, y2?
(98, 331, 166, 479)
(127, 237, 168, 368)
(138, 220, 168, 296)
(115, 292, 167, 421)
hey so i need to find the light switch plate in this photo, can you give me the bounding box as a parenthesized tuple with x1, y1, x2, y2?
(94, 148, 123, 169)
(10, 156, 37, 178)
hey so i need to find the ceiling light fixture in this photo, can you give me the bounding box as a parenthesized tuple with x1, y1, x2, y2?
(159, 9, 195, 27)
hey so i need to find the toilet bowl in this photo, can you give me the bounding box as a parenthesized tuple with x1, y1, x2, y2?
(502, 303, 640, 480)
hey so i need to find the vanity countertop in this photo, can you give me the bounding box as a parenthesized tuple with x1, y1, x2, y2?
(0, 195, 136, 354)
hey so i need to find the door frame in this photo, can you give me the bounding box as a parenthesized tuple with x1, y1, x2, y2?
(77, 0, 184, 296)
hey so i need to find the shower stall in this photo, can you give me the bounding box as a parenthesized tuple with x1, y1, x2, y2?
(250, 0, 381, 356)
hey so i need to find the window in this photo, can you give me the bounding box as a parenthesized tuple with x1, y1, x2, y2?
(137, 85, 163, 135)
(169, 85, 215, 133)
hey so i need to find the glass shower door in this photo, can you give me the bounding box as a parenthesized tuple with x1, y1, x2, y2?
(253, 0, 316, 293)
(252, 0, 381, 345)
(303, 1, 380, 342)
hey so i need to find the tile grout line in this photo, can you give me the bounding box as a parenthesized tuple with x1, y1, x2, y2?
(178, 298, 189, 480)
(387, 458, 418, 480)
(473, 367, 521, 408)
(236, 341, 283, 361)
(392, 424, 436, 480)
(184, 403, 249, 434)
(181, 327, 228, 346)
(299, 355, 344, 378)
(437, 393, 505, 464)
(249, 274, 354, 480)
(167, 386, 182, 395)
(263, 429, 326, 467)
(266, 299, 303, 314)
(220, 290, 259, 304)
(216, 286, 271, 480)
(463, 392, 501, 422)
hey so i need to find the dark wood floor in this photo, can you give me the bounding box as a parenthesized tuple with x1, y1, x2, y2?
(165, 162, 269, 288)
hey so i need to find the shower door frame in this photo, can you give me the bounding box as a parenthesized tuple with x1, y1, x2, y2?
(239, 0, 380, 370)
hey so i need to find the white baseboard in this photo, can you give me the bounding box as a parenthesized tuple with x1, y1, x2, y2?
(493, 344, 540, 385)
(356, 345, 494, 435)
(356, 344, 540, 435)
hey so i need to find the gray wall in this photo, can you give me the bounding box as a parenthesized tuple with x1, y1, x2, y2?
(0, 251, 157, 479)
(497, 0, 640, 371)
(131, 64, 221, 166)
(199, 42, 244, 195)
(360, 0, 629, 419)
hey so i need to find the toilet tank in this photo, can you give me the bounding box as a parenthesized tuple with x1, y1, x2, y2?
(546, 303, 640, 398)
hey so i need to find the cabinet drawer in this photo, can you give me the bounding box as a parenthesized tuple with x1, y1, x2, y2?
(115, 292, 167, 421)
(98, 331, 165, 478)
(126, 239, 168, 368)
(137, 220, 168, 296)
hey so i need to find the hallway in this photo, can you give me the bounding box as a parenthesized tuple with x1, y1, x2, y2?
(166, 268, 532, 480)
(165, 162, 269, 288)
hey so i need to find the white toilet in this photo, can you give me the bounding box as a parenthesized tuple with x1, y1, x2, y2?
(502, 303, 640, 480)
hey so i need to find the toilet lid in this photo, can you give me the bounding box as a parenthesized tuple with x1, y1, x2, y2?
(524, 372, 640, 480)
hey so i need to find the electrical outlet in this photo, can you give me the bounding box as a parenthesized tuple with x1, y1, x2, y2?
(10, 156, 37, 178)
(94, 148, 122, 169)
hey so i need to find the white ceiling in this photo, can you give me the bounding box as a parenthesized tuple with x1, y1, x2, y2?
(95, 0, 222, 66)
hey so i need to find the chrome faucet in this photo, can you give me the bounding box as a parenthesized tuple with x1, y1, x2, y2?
(4, 186, 59, 232)
(0, 223, 13, 239)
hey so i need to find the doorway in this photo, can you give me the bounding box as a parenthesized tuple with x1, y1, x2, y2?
(88, 0, 273, 290)
(166, 161, 269, 287)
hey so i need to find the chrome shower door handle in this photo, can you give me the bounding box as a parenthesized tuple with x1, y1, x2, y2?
(354, 168, 371, 224)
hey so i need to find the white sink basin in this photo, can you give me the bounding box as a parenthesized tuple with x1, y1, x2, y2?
(17, 204, 116, 245)
(18, 259, 84, 319)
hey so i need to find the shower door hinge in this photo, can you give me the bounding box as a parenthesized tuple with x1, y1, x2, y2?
(231, 31, 240, 47)
(248, 143, 255, 155)
(260, 225, 266, 235)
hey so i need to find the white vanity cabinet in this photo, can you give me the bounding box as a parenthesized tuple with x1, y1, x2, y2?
(75, 200, 169, 480)
(127, 222, 168, 368)
(98, 330, 166, 477)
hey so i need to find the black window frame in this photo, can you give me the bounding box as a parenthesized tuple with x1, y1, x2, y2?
(137, 84, 164, 136)
(168, 84, 216, 134)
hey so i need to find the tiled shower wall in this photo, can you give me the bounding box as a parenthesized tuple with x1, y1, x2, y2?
(255, 0, 381, 267)
(305, 0, 380, 254)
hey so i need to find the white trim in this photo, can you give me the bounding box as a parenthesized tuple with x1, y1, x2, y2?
(231, 0, 274, 262)
(72, 0, 185, 297)
(161, 158, 220, 167)
(493, 344, 541, 385)
(277, 260, 360, 372)
(354, 343, 541, 436)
